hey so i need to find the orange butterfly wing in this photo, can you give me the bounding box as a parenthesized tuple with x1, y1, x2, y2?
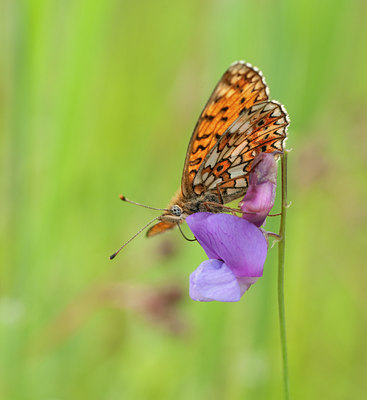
(146, 221, 176, 237)
(181, 61, 269, 197)
(192, 100, 289, 201)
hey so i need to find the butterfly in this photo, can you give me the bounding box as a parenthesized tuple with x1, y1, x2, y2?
(146, 61, 289, 237)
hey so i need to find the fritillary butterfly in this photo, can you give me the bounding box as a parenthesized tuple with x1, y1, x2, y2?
(146, 61, 289, 236)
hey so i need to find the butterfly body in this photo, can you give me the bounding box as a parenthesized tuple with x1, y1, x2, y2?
(146, 61, 289, 237)
(152, 192, 221, 225)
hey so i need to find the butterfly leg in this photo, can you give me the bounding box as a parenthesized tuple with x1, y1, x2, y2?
(202, 173, 251, 214)
(214, 174, 259, 216)
(203, 201, 242, 214)
(215, 174, 249, 201)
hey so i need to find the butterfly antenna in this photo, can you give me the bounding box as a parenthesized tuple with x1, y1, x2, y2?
(119, 195, 169, 211)
(109, 216, 160, 260)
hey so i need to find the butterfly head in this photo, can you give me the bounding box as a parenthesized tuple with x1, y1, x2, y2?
(158, 203, 185, 224)
(170, 205, 183, 217)
(159, 191, 220, 223)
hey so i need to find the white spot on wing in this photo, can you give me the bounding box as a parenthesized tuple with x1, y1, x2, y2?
(229, 119, 244, 133)
(231, 157, 242, 167)
(225, 88, 235, 97)
(239, 120, 251, 133)
(208, 178, 222, 189)
(220, 144, 232, 159)
(228, 164, 246, 179)
(271, 108, 282, 117)
(264, 102, 276, 112)
(275, 117, 286, 125)
(205, 149, 219, 168)
(250, 103, 263, 113)
(216, 83, 230, 97)
(230, 140, 248, 160)
(226, 188, 239, 196)
(254, 79, 263, 90)
(235, 178, 247, 188)
(193, 174, 202, 186)
(247, 71, 255, 79)
(205, 174, 215, 186)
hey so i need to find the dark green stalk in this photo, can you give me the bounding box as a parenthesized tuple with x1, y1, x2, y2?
(278, 151, 290, 399)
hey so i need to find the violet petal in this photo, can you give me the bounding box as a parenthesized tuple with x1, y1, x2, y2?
(240, 153, 277, 227)
(249, 153, 277, 186)
(186, 213, 267, 277)
(240, 181, 276, 227)
(237, 277, 259, 296)
(189, 259, 241, 302)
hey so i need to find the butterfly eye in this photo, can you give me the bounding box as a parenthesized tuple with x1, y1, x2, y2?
(170, 205, 182, 217)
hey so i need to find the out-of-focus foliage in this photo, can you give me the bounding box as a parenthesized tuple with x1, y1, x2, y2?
(1, 1, 367, 399)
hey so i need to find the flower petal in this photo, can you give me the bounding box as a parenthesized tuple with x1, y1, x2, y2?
(185, 212, 217, 259)
(237, 277, 259, 296)
(189, 259, 241, 302)
(240, 153, 277, 227)
(240, 182, 276, 227)
(187, 213, 267, 277)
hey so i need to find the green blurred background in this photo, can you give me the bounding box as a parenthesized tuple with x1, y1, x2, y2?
(1, 0, 367, 399)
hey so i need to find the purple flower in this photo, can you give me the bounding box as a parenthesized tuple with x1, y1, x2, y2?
(187, 214, 267, 302)
(239, 153, 277, 227)
(187, 153, 278, 302)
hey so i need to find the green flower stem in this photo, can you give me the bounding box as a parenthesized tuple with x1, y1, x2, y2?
(278, 151, 291, 400)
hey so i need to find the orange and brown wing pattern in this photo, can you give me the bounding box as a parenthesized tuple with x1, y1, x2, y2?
(193, 101, 289, 202)
(181, 61, 269, 197)
(146, 221, 176, 237)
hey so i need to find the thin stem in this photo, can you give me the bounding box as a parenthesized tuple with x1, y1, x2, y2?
(278, 151, 291, 400)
